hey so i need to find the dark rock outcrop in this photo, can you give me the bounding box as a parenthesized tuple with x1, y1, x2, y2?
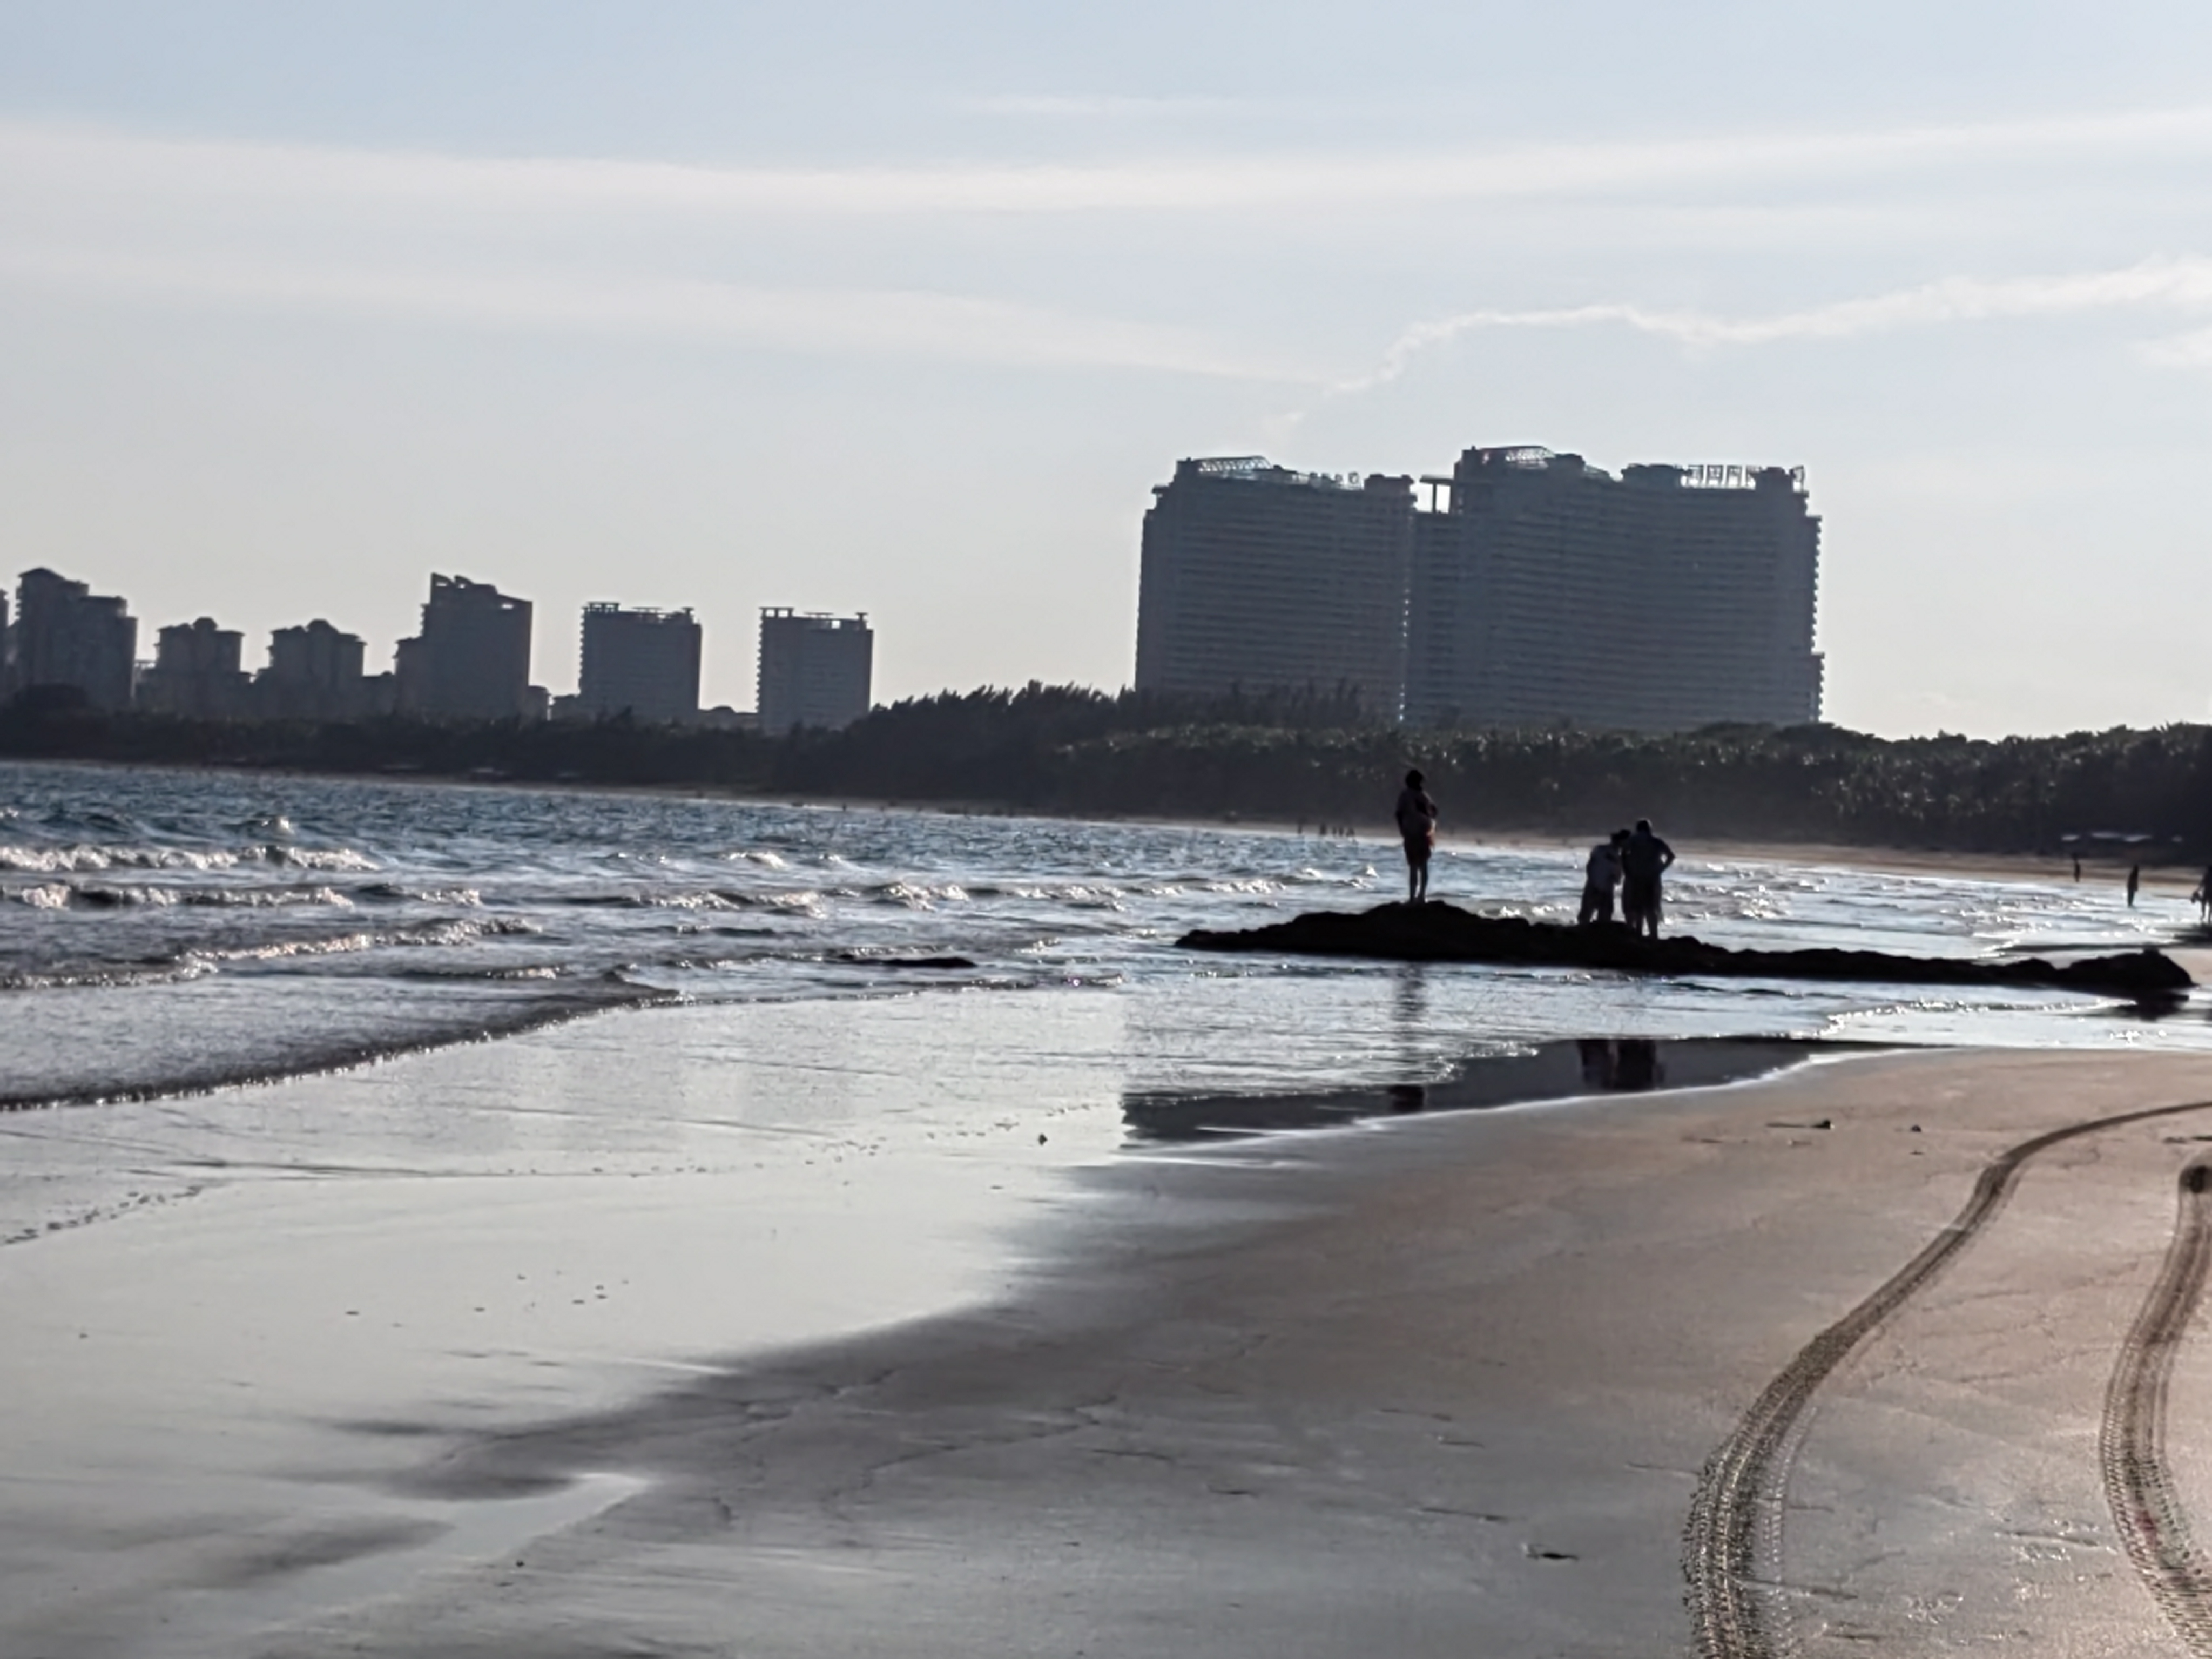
(1177, 902, 2194, 998)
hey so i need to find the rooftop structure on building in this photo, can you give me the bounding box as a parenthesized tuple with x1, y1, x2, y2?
(394, 574, 538, 720)
(139, 617, 252, 718)
(1405, 447, 1822, 732)
(10, 568, 137, 711)
(756, 609, 873, 735)
(1133, 457, 1415, 719)
(576, 603, 703, 725)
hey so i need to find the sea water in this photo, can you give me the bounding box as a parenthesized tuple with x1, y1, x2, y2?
(3, 757, 2206, 1117)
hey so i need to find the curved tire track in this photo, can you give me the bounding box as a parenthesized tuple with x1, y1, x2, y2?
(1684, 1096, 2212, 1659)
(2102, 1160, 2212, 1655)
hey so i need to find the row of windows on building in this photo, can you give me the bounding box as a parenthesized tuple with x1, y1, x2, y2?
(1134, 446, 1825, 734)
(0, 571, 875, 736)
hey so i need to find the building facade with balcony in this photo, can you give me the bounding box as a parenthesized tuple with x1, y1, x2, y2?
(757, 609, 872, 734)
(577, 604, 703, 725)
(1133, 457, 1415, 718)
(394, 574, 536, 720)
(1405, 447, 1823, 732)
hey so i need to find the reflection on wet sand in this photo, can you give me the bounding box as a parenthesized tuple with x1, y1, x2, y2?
(1121, 1036, 1851, 1142)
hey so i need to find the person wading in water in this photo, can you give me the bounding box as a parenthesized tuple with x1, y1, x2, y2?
(1394, 770, 1439, 905)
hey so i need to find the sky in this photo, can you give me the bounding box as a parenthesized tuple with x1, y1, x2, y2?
(3, 2, 2211, 736)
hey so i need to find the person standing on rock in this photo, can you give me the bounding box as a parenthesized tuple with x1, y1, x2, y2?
(1578, 829, 1629, 925)
(1394, 769, 1439, 905)
(1621, 818, 1676, 939)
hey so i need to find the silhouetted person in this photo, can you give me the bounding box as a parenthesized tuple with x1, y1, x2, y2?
(1394, 769, 1438, 903)
(1577, 828, 1629, 925)
(2197, 865, 2212, 923)
(2127, 864, 2142, 907)
(2072, 854, 2082, 881)
(1621, 818, 1676, 939)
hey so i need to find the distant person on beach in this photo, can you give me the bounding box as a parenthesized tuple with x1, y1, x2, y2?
(2196, 865, 2212, 923)
(1621, 818, 1676, 939)
(2073, 854, 2082, 881)
(2127, 864, 2141, 908)
(1394, 770, 1439, 904)
(1577, 828, 1629, 925)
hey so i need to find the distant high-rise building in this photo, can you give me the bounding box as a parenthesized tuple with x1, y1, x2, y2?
(11, 568, 137, 710)
(757, 609, 873, 734)
(258, 619, 380, 720)
(1133, 457, 1415, 718)
(138, 617, 252, 718)
(1405, 447, 1823, 731)
(577, 604, 702, 724)
(393, 574, 536, 719)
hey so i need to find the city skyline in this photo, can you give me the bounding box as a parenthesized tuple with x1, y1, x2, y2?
(6, 5, 2212, 734)
(1, 564, 838, 726)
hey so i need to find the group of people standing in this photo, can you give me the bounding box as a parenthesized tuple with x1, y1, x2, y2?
(1579, 821, 1676, 938)
(1388, 770, 1678, 936)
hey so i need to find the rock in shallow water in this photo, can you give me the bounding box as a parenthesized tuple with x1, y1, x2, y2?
(1176, 901, 2194, 999)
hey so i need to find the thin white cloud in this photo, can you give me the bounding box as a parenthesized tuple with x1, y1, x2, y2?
(0, 241, 1309, 380)
(958, 93, 1244, 119)
(1326, 257, 2212, 397)
(5, 103, 2212, 220)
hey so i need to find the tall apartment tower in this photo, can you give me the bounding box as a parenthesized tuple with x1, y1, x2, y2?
(138, 617, 252, 718)
(260, 619, 375, 720)
(394, 574, 535, 719)
(757, 609, 873, 734)
(1134, 458, 1415, 718)
(1405, 448, 1823, 732)
(577, 604, 703, 724)
(11, 568, 138, 710)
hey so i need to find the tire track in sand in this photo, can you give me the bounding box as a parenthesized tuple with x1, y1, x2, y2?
(1684, 1096, 2212, 1659)
(2102, 1160, 2212, 1655)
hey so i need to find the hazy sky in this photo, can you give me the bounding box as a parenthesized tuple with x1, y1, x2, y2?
(4, 2, 2210, 734)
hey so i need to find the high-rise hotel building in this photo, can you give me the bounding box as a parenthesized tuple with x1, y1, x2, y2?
(757, 609, 873, 734)
(578, 603, 703, 725)
(1134, 447, 1823, 733)
(1134, 457, 1415, 718)
(1406, 447, 1822, 731)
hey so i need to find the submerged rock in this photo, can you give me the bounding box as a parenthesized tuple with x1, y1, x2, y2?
(1177, 901, 2194, 998)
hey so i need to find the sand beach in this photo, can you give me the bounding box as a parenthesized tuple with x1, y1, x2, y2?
(13, 1038, 2212, 1654)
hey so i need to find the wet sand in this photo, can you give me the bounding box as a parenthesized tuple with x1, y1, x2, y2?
(101, 1046, 2212, 1658)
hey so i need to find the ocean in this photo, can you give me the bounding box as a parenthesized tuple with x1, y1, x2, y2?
(2, 757, 2204, 1115)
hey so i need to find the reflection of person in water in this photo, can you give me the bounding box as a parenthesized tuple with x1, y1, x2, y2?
(1577, 1037, 1666, 1092)
(1614, 1038, 1662, 1090)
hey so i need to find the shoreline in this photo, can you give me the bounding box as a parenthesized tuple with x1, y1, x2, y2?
(191, 1044, 2212, 1656)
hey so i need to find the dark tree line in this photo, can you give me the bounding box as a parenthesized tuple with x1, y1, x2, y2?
(4, 682, 2209, 859)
